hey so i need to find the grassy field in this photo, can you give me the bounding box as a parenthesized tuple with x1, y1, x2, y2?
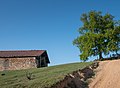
(0, 62, 92, 88)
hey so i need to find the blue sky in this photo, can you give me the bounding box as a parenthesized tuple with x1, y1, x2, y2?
(0, 0, 120, 65)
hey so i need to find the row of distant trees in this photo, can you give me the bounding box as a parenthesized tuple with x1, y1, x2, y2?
(73, 11, 120, 61)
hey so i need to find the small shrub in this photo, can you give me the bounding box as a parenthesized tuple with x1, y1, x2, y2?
(26, 72, 35, 80)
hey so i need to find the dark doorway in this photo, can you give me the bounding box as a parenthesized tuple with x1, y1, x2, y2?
(41, 57, 46, 67)
(36, 56, 47, 68)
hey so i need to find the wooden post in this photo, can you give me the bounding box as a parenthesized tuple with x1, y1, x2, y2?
(39, 56, 41, 67)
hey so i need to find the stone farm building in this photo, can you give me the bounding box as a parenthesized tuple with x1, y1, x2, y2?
(0, 50, 50, 71)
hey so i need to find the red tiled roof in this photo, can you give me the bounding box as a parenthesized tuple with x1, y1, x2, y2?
(0, 50, 45, 58)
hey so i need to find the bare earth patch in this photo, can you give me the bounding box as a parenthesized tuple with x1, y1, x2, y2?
(89, 60, 120, 88)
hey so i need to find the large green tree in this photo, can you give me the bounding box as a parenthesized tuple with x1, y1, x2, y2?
(73, 11, 120, 61)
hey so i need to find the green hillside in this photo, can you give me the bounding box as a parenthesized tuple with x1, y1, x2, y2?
(0, 62, 92, 88)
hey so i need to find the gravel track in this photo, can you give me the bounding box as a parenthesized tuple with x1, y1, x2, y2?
(89, 60, 120, 88)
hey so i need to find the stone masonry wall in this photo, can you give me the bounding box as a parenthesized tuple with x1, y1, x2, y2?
(0, 57, 36, 71)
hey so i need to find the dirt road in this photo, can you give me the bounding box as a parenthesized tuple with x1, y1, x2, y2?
(89, 60, 120, 88)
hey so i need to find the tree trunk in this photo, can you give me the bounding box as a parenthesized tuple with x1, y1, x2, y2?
(99, 52, 103, 60)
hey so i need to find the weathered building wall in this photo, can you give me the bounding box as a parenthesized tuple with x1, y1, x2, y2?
(0, 57, 36, 71)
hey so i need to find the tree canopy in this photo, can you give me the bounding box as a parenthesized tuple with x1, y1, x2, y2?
(73, 11, 120, 61)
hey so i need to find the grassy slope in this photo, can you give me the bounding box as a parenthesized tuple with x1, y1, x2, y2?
(0, 62, 92, 88)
